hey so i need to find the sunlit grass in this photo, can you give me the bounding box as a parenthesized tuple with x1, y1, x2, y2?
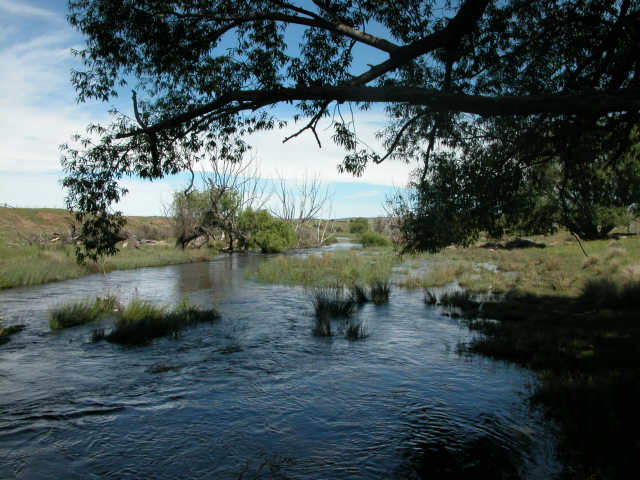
(95, 297, 220, 345)
(251, 250, 397, 287)
(402, 235, 640, 297)
(0, 243, 215, 289)
(49, 296, 120, 330)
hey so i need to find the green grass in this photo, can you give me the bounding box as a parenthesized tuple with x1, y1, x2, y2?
(95, 297, 221, 345)
(0, 207, 217, 289)
(359, 232, 392, 248)
(49, 296, 120, 330)
(0, 243, 215, 289)
(251, 249, 397, 287)
(369, 280, 391, 304)
(403, 235, 640, 297)
(310, 287, 356, 319)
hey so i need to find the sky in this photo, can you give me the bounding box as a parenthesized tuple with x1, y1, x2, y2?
(0, 0, 415, 218)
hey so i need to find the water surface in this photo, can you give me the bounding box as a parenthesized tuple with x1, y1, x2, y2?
(0, 253, 560, 479)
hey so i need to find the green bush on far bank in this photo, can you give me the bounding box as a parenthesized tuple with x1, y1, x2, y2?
(359, 232, 391, 248)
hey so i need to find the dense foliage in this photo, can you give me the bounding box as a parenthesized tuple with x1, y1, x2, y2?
(172, 186, 297, 253)
(61, 0, 640, 257)
(389, 140, 640, 250)
(349, 217, 369, 234)
(238, 208, 298, 253)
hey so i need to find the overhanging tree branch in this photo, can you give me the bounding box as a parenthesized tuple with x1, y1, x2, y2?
(116, 86, 640, 140)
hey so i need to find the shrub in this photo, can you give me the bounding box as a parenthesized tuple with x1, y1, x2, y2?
(360, 232, 392, 248)
(253, 219, 297, 253)
(349, 217, 369, 234)
(238, 209, 298, 253)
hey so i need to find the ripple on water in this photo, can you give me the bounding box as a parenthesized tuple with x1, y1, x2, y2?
(0, 254, 562, 479)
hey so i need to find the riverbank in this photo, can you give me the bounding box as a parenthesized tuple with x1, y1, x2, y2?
(0, 207, 218, 289)
(0, 243, 218, 289)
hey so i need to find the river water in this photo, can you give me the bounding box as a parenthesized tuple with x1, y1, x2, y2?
(0, 251, 561, 479)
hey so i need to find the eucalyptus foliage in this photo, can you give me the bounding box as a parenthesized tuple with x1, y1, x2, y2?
(62, 0, 640, 257)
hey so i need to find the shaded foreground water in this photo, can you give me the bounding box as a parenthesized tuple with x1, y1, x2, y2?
(0, 253, 562, 479)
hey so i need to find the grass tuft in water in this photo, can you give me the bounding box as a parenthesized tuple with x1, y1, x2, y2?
(49, 295, 120, 330)
(312, 316, 332, 337)
(0, 323, 25, 345)
(102, 297, 220, 345)
(311, 287, 356, 319)
(369, 280, 391, 304)
(423, 289, 438, 305)
(350, 284, 369, 305)
(345, 319, 367, 340)
(438, 290, 479, 310)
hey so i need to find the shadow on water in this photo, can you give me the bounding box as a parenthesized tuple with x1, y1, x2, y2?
(0, 253, 563, 479)
(443, 289, 640, 478)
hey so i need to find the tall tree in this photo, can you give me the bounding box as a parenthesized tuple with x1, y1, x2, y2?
(62, 0, 640, 257)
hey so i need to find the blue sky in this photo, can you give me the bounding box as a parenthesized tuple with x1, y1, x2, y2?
(0, 1, 414, 218)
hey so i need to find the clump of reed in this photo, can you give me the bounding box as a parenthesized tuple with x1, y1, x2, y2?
(438, 290, 479, 311)
(350, 284, 369, 305)
(312, 316, 332, 337)
(49, 295, 120, 330)
(95, 297, 220, 345)
(369, 280, 391, 304)
(423, 289, 437, 305)
(359, 232, 392, 248)
(252, 249, 397, 287)
(0, 323, 25, 345)
(311, 287, 356, 319)
(345, 319, 367, 340)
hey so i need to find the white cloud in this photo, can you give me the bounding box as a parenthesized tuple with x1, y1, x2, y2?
(0, 0, 59, 19)
(245, 114, 414, 187)
(0, 20, 107, 173)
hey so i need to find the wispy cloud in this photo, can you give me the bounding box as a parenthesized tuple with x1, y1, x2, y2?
(0, 0, 58, 19)
(0, 15, 107, 173)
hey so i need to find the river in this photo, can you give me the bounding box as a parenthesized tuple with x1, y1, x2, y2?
(0, 251, 561, 479)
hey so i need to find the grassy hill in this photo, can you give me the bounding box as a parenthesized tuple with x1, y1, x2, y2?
(0, 207, 213, 289)
(0, 207, 174, 244)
